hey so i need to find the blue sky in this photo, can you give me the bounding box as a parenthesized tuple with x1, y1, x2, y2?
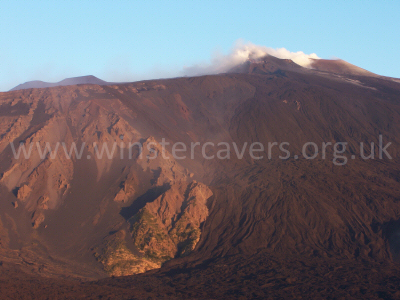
(1, 1, 399, 91)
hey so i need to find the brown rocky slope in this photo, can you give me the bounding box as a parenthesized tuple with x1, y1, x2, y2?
(0, 57, 400, 298)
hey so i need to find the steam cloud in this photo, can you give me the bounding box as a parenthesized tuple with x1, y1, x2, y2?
(182, 40, 320, 76)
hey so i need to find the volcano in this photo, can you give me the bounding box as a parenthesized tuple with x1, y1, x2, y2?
(9, 75, 114, 91)
(1, 56, 400, 299)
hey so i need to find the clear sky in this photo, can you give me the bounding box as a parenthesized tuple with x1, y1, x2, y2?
(1, 0, 399, 91)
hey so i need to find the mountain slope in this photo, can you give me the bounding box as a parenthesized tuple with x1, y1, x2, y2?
(309, 58, 378, 77)
(0, 61, 400, 297)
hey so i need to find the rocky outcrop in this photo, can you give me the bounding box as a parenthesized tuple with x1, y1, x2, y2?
(74, 100, 142, 180)
(94, 180, 213, 276)
(113, 172, 136, 203)
(17, 184, 32, 201)
(31, 211, 45, 229)
(136, 136, 189, 186)
(0, 108, 74, 228)
(129, 181, 212, 263)
(94, 230, 160, 277)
